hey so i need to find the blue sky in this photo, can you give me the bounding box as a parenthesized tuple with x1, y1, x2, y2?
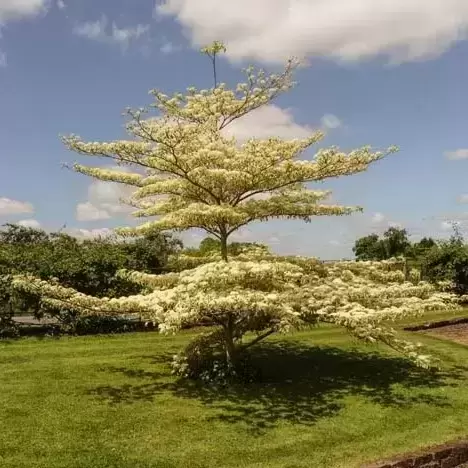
(1, 0, 468, 258)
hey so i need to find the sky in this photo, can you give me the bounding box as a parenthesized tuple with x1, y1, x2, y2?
(0, 0, 468, 259)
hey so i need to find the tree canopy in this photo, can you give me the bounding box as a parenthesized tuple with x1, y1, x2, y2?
(62, 43, 396, 261)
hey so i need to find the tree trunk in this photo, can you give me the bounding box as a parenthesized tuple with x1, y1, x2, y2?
(220, 234, 228, 262)
(224, 317, 238, 368)
(225, 333, 237, 368)
(404, 257, 409, 281)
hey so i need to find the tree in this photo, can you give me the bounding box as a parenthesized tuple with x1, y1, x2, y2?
(407, 237, 436, 260)
(13, 43, 455, 378)
(353, 228, 411, 261)
(416, 237, 437, 251)
(383, 227, 410, 258)
(353, 234, 385, 261)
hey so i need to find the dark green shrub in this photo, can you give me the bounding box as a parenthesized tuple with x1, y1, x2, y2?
(0, 224, 182, 331)
(72, 315, 141, 335)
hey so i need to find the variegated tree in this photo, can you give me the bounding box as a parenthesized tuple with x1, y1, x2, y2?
(13, 43, 455, 379)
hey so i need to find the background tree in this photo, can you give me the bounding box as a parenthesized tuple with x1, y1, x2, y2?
(383, 227, 411, 258)
(420, 224, 468, 294)
(0, 223, 49, 245)
(353, 227, 412, 261)
(351, 222, 468, 293)
(353, 234, 386, 261)
(416, 237, 437, 250)
(13, 43, 455, 379)
(408, 237, 436, 259)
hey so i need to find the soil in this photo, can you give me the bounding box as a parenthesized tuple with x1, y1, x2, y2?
(423, 322, 468, 345)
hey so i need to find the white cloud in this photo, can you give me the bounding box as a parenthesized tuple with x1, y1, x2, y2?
(223, 104, 313, 141)
(441, 220, 454, 231)
(160, 41, 182, 54)
(76, 202, 111, 222)
(268, 236, 280, 245)
(0, 0, 50, 67)
(17, 219, 41, 229)
(65, 227, 114, 240)
(371, 212, 386, 224)
(73, 17, 106, 41)
(427, 214, 468, 236)
(321, 114, 342, 130)
(230, 227, 255, 242)
(73, 15, 150, 50)
(156, 0, 468, 64)
(88, 179, 134, 213)
(0, 197, 34, 215)
(179, 229, 206, 247)
(458, 194, 468, 203)
(56, 0, 65, 9)
(75, 168, 134, 222)
(445, 149, 468, 160)
(369, 212, 402, 229)
(0, 0, 49, 23)
(111, 23, 149, 49)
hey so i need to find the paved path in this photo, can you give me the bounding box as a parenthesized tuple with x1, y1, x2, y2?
(13, 315, 58, 325)
(12, 315, 142, 324)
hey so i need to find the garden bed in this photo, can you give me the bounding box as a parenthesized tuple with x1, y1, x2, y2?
(404, 316, 468, 332)
(423, 322, 468, 346)
(403, 313, 468, 346)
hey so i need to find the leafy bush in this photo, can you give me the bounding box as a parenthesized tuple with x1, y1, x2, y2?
(422, 234, 468, 294)
(0, 316, 19, 338)
(73, 315, 142, 335)
(0, 291, 19, 338)
(0, 273, 39, 337)
(0, 224, 182, 325)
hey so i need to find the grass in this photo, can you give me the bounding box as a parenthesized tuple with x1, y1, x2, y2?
(1, 309, 468, 468)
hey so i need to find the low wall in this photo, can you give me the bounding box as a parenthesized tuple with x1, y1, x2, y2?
(362, 439, 468, 468)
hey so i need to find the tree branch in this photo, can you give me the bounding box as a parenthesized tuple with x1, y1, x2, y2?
(241, 329, 275, 351)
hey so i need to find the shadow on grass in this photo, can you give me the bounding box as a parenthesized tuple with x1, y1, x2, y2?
(87, 341, 467, 430)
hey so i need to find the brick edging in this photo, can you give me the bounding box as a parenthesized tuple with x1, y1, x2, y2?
(361, 438, 468, 468)
(404, 316, 468, 332)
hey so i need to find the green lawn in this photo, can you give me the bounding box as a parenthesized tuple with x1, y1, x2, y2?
(2, 310, 468, 468)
